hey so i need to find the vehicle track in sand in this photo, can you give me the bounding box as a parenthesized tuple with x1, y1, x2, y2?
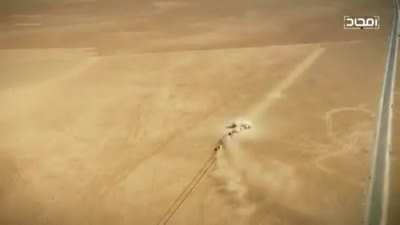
(246, 47, 325, 122)
(155, 46, 326, 225)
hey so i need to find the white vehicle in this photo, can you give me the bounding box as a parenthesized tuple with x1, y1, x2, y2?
(225, 121, 251, 133)
(214, 121, 252, 152)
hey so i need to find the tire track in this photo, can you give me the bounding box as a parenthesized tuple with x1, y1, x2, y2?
(157, 151, 218, 225)
(156, 45, 326, 225)
(247, 47, 325, 121)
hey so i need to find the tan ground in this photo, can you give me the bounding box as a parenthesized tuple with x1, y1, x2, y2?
(0, 0, 394, 225)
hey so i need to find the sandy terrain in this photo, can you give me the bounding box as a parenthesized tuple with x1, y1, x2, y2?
(0, 0, 394, 225)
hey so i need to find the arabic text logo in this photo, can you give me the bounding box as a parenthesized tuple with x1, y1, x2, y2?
(344, 16, 380, 30)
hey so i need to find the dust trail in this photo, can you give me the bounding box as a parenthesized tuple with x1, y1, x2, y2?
(246, 47, 325, 122)
(213, 135, 256, 225)
(212, 133, 297, 224)
(158, 45, 325, 224)
(211, 47, 325, 223)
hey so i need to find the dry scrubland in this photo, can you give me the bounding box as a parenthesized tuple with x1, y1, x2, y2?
(0, 0, 395, 225)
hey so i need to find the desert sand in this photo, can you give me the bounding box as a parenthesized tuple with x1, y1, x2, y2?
(0, 0, 395, 225)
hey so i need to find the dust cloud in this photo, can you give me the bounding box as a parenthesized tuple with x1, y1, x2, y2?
(212, 134, 299, 224)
